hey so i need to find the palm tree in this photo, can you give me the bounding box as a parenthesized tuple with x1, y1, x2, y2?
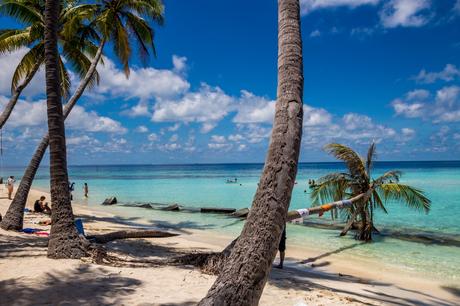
(0, 0, 164, 232)
(42, 0, 87, 258)
(311, 143, 431, 241)
(198, 0, 304, 304)
(0, 0, 99, 129)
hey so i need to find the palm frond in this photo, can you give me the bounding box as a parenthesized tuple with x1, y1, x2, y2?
(0, 28, 33, 54)
(118, 0, 164, 23)
(324, 143, 367, 179)
(61, 41, 100, 88)
(11, 41, 44, 91)
(58, 56, 71, 99)
(378, 183, 431, 213)
(0, 1, 42, 24)
(112, 14, 131, 76)
(311, 173, 352, 206)
(372, 189, 387, 214)
(373, 170, 402, 186)
(124, 11, 155, 62)
(366, 142, 376, 176)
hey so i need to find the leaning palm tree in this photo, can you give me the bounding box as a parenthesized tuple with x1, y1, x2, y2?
(0, 0, 99, 129)
(311, 143, 431, 241)
(0, 0, 164, 232)
(199, 0, 304, 304)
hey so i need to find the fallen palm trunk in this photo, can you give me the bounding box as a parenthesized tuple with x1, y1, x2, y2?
(86, 230, 179, 244)
(287, 192, 368, 222)
(200, 207, 236, 214)
(180, 193, 368, 276)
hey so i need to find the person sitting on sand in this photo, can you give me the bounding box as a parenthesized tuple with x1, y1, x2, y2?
(34, 196, 51, 215)
(276, 225, 286, 269)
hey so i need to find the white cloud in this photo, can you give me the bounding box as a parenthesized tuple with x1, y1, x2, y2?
(169, 134, 179, 142)
(406, 89, 430, 100)
(301, 0, 379, 15)
(172, 55, 187, 72)
(391, 86, 460, 123)
(211, 135, 226, 143)
(152, 83, 233, 126)
(455, 0, 460, 14)
(121, 102, 151, 117)
(435, 85, 460, 108)
(310, 30, 321, 38)
(401, 127, 416, 140)
(303, 105, 332, 126)
(391, 99, 425, 118)
(228, 134, 244, 142)
(379, 0, 431, 28)
(200, 123, 217, 134)
(208, 143, 233, 151)
(136, 125, 149, 133)
(167, 123, 181, 132)
(67, 135, 99, 146)
(158, 143, 181, 151)
(233, 90, 275, 124)
(148, 133, 159, 141)
(92, 56, 190, 101)
(414, 64, 460, 84)
(237, 144, 247, 151)
(67, 105, 127, 134)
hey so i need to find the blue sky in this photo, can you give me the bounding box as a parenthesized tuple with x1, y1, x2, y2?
(1, 0, 460, 165)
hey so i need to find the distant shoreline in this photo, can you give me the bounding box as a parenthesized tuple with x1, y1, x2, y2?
(3, 159, 460, 168)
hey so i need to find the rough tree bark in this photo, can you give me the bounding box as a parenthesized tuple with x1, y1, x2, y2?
(198, 1, 304, 305)
(43, 0, 87, 258)
(0, 62, 41, 129)
(0, 41, 104, 231)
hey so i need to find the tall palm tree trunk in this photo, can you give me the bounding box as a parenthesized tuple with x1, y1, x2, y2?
(198, 1, 303, 305)
(43, 0, 85, 258)
(0, 62, 41, 129)
(0, 41, 104, 231)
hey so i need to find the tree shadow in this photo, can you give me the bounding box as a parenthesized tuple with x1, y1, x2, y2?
(0, 265, 141, 306)
(298, 243, 361, 264)
(77, 214, 216, 233)
(441, 286, 460, 298)
(268, 263, 456, 306)
(0, 234, 48, 259)
(106, 238, 201, 259)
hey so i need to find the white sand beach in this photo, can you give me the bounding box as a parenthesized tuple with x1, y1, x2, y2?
(1, 188, 459, 306)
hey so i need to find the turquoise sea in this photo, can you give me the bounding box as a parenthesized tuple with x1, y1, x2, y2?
(4, 161, 460, 283)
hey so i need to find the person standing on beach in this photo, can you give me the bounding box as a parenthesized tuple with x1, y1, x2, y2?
(276, 225, 286, 269)
(83, 182, 89, 198)
(69, 181, 75, 201)
(6, 176, 15, 200)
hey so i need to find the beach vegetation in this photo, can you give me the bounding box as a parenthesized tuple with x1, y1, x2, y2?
(0, 0, 99, 129)
(0, 0, 163, 234)
(311, 143, 431, 241)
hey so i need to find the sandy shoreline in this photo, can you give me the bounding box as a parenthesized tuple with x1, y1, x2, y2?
(1, 187, 459, 305)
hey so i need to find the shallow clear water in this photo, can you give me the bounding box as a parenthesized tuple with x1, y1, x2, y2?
(4, 161, 460, 282)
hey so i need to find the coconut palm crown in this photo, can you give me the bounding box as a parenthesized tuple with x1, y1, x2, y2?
(311, 143, 431, 241)
(0, 0, 100, 97)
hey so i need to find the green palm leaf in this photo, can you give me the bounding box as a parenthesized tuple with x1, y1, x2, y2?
(11, 41, 44, 91)
(378, 183, 431, 213)
(324, 143, 367, 179)
(0, 28, 33, 54)
(0, 1, 42, 25)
